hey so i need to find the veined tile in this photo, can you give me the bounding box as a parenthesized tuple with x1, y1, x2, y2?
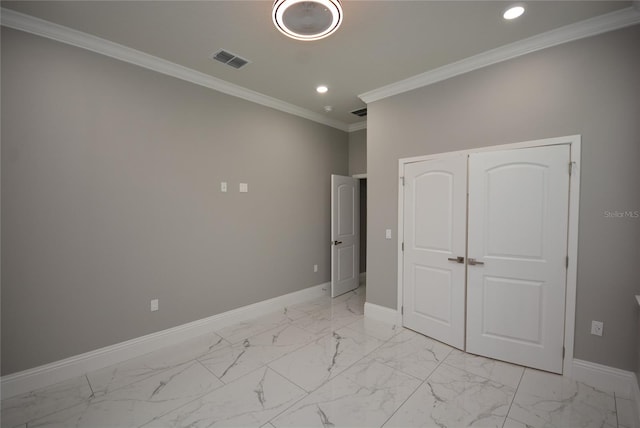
(268, 326, 384, 392)
(28, 361, 222, 428)
(507, 368, 617, 428)
(503, 417, 530, 427)
(291, 305, 363, 336)
(368, 329, 452, 380)
(616, 396, 637, 428)
(272, 359, 420, 428)
(384, 363, 515, 428)
(287, 296, 332, 315)
(0, 375, 92, 427)
(148, 367, 306, 427)
(326, 298, 365, 318)
(332, 287, 367, 311)
(87, 332, 229, 395)
(343, 317, 401, 342)
(215, 307, 306, 344)
(444, 349, 524, 389)
(199, 324, 316, 383)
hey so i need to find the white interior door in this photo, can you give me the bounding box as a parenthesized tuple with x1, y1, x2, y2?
(466, 145, 570, 373)
(331, 175, 360, 298)
(402, 156, 467, 349)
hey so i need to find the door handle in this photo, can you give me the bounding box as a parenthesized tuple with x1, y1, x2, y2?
(468, 258, 485, 265)
(333, 240, 343, 245)
(447, 256, 465, 264)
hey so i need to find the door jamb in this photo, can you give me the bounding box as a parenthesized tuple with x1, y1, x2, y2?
(396, 135, 581, 376)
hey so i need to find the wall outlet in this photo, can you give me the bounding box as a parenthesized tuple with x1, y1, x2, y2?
(150, 299, 159, 312)
(591, 320, 603, 336)
(313, 264, 318, 272)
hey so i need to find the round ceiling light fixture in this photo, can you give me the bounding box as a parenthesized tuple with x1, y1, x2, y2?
(273, 0, 343, 41)
(316, 85, 329, 93)
(503, 5, 525, 20)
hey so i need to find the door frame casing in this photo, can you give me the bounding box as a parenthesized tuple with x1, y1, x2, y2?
(396, 135, 581, 376)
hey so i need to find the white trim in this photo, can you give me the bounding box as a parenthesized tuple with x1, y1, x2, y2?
(570, 359, 636, 399)
(0, 8, 350, 132)
(364, 302, 402, 326)
(359, 7, 640, 104)
(352, 174, 367, 179)
(396, 135, 581, 376)
(0, 282, 329, 399)
(348, 121, 367, 132)
(563, 140, 581, 377)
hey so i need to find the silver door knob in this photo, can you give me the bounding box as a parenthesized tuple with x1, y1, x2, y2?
(447, 256, 465, 263)
(468, 258, 485, 265)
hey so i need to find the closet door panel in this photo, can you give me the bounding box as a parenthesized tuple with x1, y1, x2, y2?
(466, 145, 570, 373)
(402, 155, 467, 350)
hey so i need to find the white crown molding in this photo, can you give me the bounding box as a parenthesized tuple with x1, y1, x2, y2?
(347, 121, 367, 132)
(359, 6, 640, 104)
(0, 7, 351, 132)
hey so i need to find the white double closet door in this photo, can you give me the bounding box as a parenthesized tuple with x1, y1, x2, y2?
(402, 144, 570, 373)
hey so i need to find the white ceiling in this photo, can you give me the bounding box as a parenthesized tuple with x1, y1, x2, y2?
(1, 1, 632, 127)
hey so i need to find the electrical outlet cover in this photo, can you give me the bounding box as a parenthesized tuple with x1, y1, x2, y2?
(590, 320, 603, 336)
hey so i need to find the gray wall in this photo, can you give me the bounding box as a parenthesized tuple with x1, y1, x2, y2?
(359, 179, 367, 274)
(1, 28, 348, 375)
(348, 129, 367, 176)
(367, 24, 640, 371)
(349, 129, 368, 275)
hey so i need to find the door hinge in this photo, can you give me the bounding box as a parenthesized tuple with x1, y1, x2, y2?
(401, 176, 405, 186)
(563, 346, 565, 359)
(401, 306, 404, 315)
(566, 256, 569, 268)
(569, 162, 575, 175)
(402, 242, 404, 251)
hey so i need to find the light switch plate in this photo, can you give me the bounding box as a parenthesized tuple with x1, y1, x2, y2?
(221, 182, 227, 192)
(239, 183, 248, 193)
(385, 229, 392, 239)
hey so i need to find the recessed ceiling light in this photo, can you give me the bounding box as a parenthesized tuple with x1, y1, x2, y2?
(324, 105, 333, 112)
(503, 5, 525, 20)
(316, 85, 328, 94)
(273, 0, 343, 41)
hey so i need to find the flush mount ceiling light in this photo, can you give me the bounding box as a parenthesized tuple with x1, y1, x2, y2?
(503, 5, 525, 20)
(273, 0, 343, 41)
(316, 85, 329, 93)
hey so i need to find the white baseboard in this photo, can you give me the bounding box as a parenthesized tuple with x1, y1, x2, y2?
(1, 282, 329, 399)
(570, 358, 636, 398)
(364, 302, 402, 326)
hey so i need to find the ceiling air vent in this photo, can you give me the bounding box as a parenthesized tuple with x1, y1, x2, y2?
(351, 108, 367, 117)
(211, 49, 250, 70)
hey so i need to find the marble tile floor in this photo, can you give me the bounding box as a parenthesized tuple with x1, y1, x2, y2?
(1, 285, 636, 428)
